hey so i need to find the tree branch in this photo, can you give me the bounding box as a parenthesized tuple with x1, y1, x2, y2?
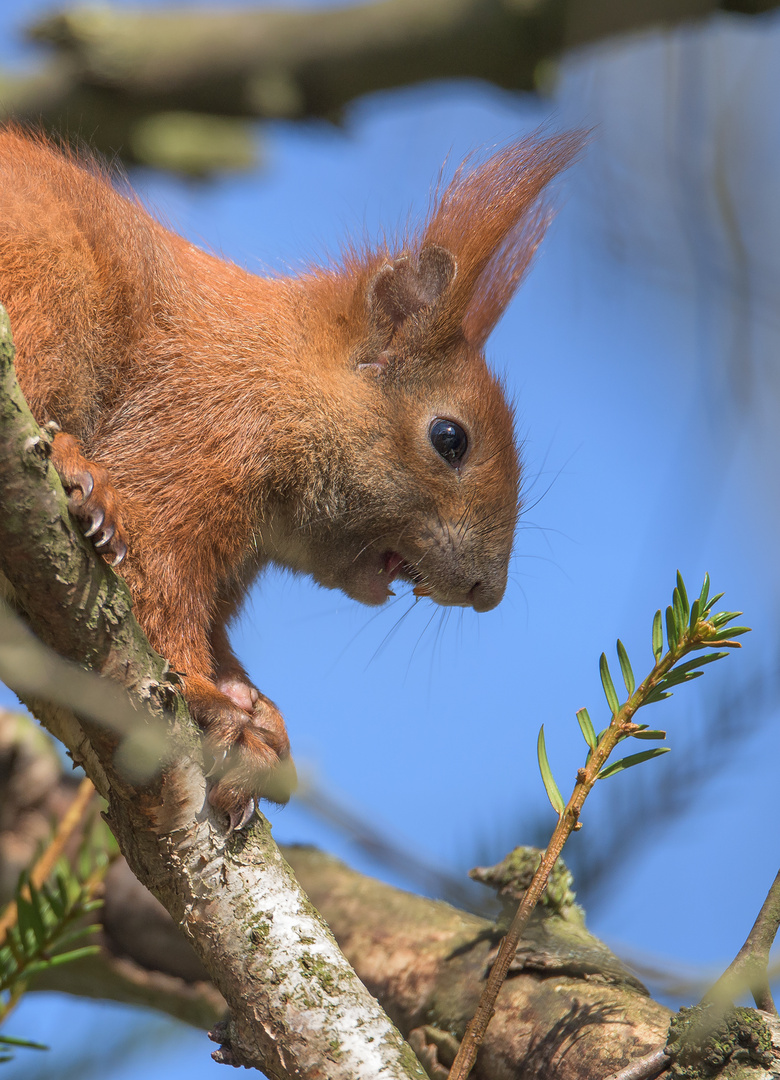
(7, 704, 780, 1078)
(0, 306, 427, 1078)
(1, 0, 779, 174)
(1, 705, 675, 1078)
(705, 869, 780, 1015)
(3, 295, 779, 1079)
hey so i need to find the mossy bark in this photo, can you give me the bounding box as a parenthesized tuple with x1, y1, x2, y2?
(3, 300, 780, 1078)
(0, 307, 427, 1079)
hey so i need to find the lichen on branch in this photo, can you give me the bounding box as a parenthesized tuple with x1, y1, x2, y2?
(0, 305, 427, 1079)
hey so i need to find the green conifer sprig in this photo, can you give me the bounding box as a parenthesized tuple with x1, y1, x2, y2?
(451, 572, 749, 1080)
(0, 814, 111, 1060)
(537, 572, 749, 814)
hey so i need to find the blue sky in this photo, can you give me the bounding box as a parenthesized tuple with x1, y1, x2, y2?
(2, 2, 780, 1076)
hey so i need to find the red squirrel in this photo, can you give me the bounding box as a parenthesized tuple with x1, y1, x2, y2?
(0, 126, 580, 829)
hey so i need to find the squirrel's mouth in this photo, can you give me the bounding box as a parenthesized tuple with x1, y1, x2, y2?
(382, 551, 430, 599)
(339, 545, 493, 609)
(342, 549, 431, 606)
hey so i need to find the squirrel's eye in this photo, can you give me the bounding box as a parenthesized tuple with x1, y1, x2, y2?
(429, 418, 468, 466)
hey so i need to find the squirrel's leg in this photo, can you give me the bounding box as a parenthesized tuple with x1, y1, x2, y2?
(130, 572, 294, 831)
(205, 595, 294, 825)
(209, 587, 263, 712)
(50, 431, 128, 566)
(186, 670, 293, 830)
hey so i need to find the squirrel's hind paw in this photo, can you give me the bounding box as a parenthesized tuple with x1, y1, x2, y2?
(207, 738, 298, 832)
(50, 431, 128, 565)
(188, 678, 296, 831)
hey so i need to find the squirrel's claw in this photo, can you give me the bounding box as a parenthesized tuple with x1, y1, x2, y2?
(228, 799, 258, 833)
(203, 748, 228, 778)
(50, 431, 129, 567)
(83, 507, 105, 537)
(94, 523, 116, 550)
(109, 539, 128, 567)
(69, 468, 94, 502)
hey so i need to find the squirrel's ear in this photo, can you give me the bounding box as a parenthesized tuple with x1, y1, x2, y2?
(367, 245, 456, 332)
(353, 133, 582, 366)
(421, 132, 584, 348)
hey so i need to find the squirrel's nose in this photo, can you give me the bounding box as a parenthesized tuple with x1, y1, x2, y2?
(468, 580, 504, 612)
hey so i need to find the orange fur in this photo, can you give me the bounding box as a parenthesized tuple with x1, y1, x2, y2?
(0, 125, 580, 827)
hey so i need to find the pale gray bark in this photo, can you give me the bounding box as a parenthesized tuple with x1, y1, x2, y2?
(3, 295, 780, 1078)
(0, 305, 427, 1079)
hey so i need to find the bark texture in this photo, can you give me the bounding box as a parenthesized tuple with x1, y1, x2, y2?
(0, 705, 670, 1078)
(0, 306, 427, 1079)
(3, 725, 780, 1079)
(3, 301, 780, 1079)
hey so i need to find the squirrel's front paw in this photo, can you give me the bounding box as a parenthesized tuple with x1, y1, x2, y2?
(50, 430, 128, 566)
(187, 676, 296, 831)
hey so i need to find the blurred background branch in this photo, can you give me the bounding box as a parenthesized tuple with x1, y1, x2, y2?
(2, 0, 780, 1073)
(0, 707, 672, 1080)
(1, 0, 778, 175)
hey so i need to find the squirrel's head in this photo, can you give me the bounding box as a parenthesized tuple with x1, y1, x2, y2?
(266, 133, 582, 612)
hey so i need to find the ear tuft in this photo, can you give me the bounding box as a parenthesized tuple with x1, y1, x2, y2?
(367, 245, 456, 332)
(421, 131, 585, 346)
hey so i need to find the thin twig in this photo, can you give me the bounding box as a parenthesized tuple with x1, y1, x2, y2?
(448, 676, 674, 1078)
(567, 665, 779, 912)
(604, 1046, 671, 1080)
(0, 776, 96, 942)
(295, 777, 488, 913)
(447, 578, 747, 1080)
(704, 868, 780, 1014)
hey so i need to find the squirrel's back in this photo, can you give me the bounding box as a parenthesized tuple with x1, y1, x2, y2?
(0, 124, 582, 826)
(0, 127, 171, 436)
